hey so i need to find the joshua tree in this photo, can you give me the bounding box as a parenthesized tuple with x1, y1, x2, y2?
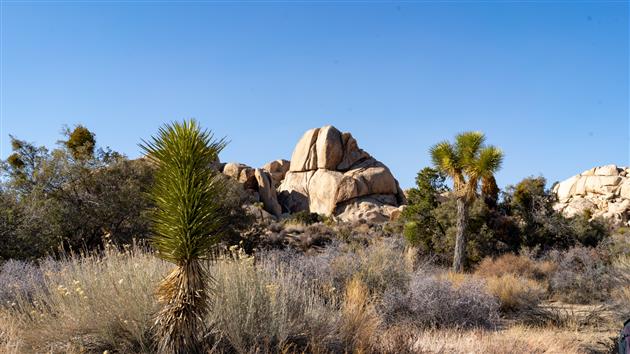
(430, 132, 503, 272)
(141, 119, 228, 353)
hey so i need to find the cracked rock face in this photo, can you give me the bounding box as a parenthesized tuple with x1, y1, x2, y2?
(278, 125, 406, 221)
(553, 164, 630, 226)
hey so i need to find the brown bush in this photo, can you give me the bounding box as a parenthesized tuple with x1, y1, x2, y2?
(485, 274, 545, 313)
(475, 253, 556, 281)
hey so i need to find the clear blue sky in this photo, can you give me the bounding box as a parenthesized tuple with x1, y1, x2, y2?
(1, 1, 628, 189)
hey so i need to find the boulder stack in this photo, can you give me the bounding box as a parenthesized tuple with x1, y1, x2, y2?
(553, 164, 630, 226)
(278, 125, 406, 221)
(220, 125, 406, 223)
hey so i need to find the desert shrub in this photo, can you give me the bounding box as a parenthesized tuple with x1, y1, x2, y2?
(475, 253, 556, 282)
(601, 231, 630, 258)
(1, 245, 168, 353)
(612, 254, 630, 320)
(329, 238, 409, 295)
(379, 273, 499, 329)
(292, 223, 335, 251)
(0, 260, 45, 303)
(503, 176, 610, 251)
(284, 211, 322, 226)
(549, 247, 615, 304)
(208, 253, 338, 353)
(258, 237, 409, 300)
(484, 274, 546, 313)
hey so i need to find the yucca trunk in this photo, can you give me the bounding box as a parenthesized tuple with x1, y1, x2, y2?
(452, 198, 469, 272)
(154, 260, 209, 354)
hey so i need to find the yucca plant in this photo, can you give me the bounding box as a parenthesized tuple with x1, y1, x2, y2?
(141, 119, 228, 353)
(430, 131, 503, 272)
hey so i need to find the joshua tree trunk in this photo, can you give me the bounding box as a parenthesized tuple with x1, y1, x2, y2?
(452, 197, 469, 272)
(154, 260, 209, 354)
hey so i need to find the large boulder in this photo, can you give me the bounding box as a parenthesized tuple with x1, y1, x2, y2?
(223, 162, 248, 180)
(278, 125, 405, 221)
(290, 128, 320, 172)
(254, 168, 282, 217)
(262, 159, 290, 188)
(335, 195, 401, 223)
(315, 125, 344, 170)
(553, 164, 630, 226)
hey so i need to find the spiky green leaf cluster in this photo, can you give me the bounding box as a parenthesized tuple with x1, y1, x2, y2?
(141, 119, 228, 264)
(430, 131, 503, 202)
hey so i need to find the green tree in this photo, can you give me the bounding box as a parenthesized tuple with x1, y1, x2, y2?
(430, 131, 504, 272)
(141, 120, 228, 354)
(503, 176, 609, 250)
(402, 167, 449, 250)
(1, 129, 154, 259)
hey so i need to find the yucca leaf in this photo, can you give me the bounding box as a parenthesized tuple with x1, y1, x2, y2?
(140, 119, 228, 264)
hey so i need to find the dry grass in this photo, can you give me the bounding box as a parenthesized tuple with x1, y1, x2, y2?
(475, 253, 556, 281)
(207, 253, 338, 353)
(612, 254, 630, 319)
(1, 245, 168, 353)
(0, 311, 20, 354)
(0, 241, 624, 353)
(407, 325, 614, 354)
(484, 274, 546, 313)
(339, 278, 380, 352)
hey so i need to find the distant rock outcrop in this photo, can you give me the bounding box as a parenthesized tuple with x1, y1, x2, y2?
(278, 125, 406, 221)
(553, 164, 630, 226)
(219, 125, 406, 223)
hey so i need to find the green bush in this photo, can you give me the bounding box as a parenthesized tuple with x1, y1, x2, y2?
(285, 210, 323, 225)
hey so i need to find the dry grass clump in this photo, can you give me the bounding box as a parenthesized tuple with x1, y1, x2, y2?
(339, 278, 380, 352)
(207, 252, 338, 353)
(329, 238, 409, 296)
(0, 245, 168, 353)
(475, 253, 556, 281)
(0, 311, 20, 354)
(408, 325, 607, 354)
(612, 254, 630, 320)
(484, 274, 546, 314)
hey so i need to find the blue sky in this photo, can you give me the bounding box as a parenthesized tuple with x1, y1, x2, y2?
(0, 1, 628, 189)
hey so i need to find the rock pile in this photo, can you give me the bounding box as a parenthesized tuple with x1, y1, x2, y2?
(278, 125, 406, 222)
(553, 164, 630, 226)
(220, 125, 406, 223)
